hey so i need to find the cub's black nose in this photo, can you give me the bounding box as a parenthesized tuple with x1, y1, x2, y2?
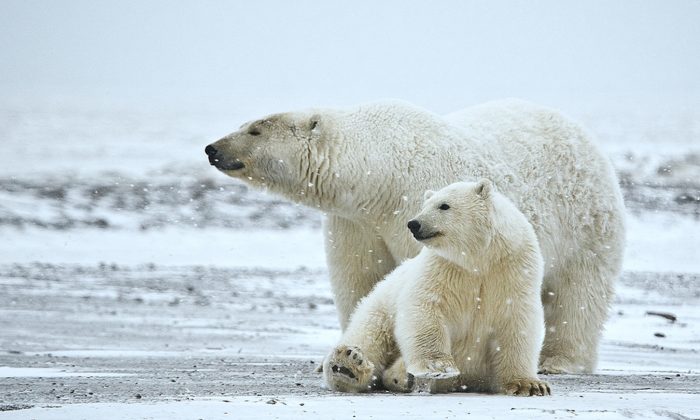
(205, 144, 218, 157)
(407, 220, 421, 233)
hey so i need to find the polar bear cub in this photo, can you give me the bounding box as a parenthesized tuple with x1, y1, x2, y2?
(323, 179, 550, 395)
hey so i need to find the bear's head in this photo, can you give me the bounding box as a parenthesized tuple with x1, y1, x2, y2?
(407, 179, 495, 258)
(205, 111, 330, 200)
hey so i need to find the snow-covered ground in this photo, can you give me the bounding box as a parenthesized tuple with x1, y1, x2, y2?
(4, 393, 700, 420)
(0, 103, 698, 419)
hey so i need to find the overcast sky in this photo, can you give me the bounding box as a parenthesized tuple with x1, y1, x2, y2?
(1, 0, 698, 113)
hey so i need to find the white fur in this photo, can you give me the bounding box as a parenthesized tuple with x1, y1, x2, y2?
(208, 99, 626, 374)
(322, 181, 549, 395)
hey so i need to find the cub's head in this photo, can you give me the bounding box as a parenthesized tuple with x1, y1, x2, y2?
(407, 179, 495, 254)
(204, 111, 329, 195)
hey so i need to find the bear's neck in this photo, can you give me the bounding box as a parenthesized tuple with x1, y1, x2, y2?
(432, 224, 536, 277)
(431, 246, 498, 277)
(303, 110, 485, 221)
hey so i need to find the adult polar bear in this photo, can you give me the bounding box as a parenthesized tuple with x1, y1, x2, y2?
(205, 99, 626, 374)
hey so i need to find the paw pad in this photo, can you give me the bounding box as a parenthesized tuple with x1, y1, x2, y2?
(331, 364, 357, 379)
(324, 345, 375, 392)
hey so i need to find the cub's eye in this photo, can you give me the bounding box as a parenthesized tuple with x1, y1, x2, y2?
(310, 120, 318, 130)
(439, 203, 450, 211)
(249, 128, 261, 136)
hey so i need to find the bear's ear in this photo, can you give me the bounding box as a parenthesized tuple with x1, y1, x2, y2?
(423, 190, 435, 201)
(309, 114, 321, 134)
(475, 178, 493, 199)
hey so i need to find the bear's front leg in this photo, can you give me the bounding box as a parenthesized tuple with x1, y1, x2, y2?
(324, 216, 396, 330)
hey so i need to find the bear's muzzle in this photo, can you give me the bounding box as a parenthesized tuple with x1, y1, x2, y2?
(205, 144, 245, 171)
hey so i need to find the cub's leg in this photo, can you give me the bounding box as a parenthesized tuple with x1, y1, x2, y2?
(395, 305, 460, 382)
(324, 345, 376, 393)
(492, 301, 550, 396)
(323, 280, 399, 392)
(381, 357, 414, 393)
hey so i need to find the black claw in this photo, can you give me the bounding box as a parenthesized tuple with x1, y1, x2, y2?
(406, 373, 415, 390)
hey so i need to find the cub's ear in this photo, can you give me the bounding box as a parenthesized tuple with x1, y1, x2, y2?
(423, 190, 435, 201)
(475, 178, 493, 199)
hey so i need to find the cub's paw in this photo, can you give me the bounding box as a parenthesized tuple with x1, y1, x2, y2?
(323, 345, 375, 392)
(381, 357, 415, 393)
(503, 378, 551, 396)
(408, 357, 460, 379)
(539, 356, 582, 375)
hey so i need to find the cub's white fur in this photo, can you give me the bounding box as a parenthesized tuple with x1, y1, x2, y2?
(323, 180, 549, 395)
(207, 99, 626, 373)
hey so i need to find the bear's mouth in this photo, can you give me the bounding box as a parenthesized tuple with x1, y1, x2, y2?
(209, 156, 245, 171)
(221, 161, 245, 171)
(413, 231, 443, 241)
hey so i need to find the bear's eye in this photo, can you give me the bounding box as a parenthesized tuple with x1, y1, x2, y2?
(310, 120, 318, 130)
(439, 203, 450, 211)
(249, 128, 261, 136)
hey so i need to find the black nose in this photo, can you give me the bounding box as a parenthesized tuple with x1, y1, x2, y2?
(205, 144, 222, 166)
(205, 144, 218, 157)
(407, 220, 421, 233)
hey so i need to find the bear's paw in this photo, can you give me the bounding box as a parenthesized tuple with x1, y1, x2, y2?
(409, 357, 460, 379)
(539, 355, 584, 375)
(324, 345, 375, 392)
(503, 378, 551, 396)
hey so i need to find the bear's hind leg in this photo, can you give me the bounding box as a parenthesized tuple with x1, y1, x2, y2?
(323, 282, 399, 392)
(382, 357, 461, 394)
(381, 357, 414, 393)
(539, 259, 618, 374)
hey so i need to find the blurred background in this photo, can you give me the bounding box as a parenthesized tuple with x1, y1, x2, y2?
(2, 0, 700, 113)
(0, 0, 698, 406)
